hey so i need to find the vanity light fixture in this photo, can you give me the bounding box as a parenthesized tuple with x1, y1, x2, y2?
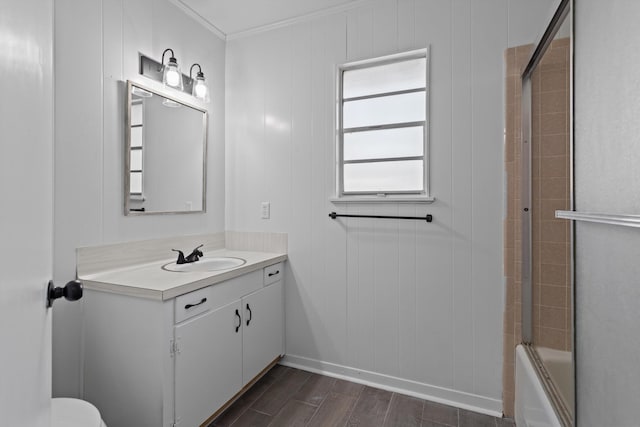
(189, 63, 210, 103)
(139, 50, 207, 102)
(161, 48, 183, 90)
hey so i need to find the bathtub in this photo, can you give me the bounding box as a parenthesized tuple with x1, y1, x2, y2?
(515, 345, 571, 427)
(534, 346, 573, 414)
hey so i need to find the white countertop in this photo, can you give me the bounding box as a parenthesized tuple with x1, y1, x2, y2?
(79, 249, 287, 301)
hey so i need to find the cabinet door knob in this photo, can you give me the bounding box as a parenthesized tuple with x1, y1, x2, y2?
(268, 270, 280, 277)
(246, 303, 252, 326)
(235, 309, 241, 333)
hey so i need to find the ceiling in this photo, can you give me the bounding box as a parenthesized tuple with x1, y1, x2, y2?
(176, 0, 360, 36)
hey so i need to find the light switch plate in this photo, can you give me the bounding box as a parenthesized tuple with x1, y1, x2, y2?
(261, 202, 270, 219)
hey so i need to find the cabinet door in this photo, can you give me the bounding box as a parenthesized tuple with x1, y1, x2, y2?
(242, 281, 284, 385)
(175, 300, 242, 427)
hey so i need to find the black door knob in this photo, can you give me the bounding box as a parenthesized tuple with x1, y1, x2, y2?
(47, 280, 83, 308)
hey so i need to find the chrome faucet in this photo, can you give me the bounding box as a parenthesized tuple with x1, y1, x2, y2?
(172, 244, 204, 264)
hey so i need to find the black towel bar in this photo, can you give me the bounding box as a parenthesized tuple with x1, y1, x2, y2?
(328, 211, 433, 223)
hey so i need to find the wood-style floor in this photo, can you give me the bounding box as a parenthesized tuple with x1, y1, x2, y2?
(209, 365, 516, 427)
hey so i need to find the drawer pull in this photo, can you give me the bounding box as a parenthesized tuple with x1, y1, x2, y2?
(184, 298, 207, 310)
(246, 303, 252, 326)
(268, 270, 280, 277)
(235, 309, 241, 333)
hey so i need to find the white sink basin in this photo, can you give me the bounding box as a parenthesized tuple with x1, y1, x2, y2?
(162, 257, 246, 272)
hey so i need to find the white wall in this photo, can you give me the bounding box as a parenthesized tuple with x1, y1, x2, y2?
(574, 1, 640, 425)
(53, 0, 225, 397)
(225, 0, 556, 412)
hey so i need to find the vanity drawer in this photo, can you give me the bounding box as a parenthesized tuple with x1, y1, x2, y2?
(175, 286, 213, 323)
(264, 263, 283, 286)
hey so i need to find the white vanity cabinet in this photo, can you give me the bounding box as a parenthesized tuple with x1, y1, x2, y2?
(174, 300, 242, 427)
(241, 279, 283, 385)
(82, 262, 284, 427)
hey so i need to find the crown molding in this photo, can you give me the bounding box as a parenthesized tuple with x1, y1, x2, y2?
(226, 0, 372, 40)
(168, 0, 227, 41)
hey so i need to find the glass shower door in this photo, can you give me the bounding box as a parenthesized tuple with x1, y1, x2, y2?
(521, 1, 574, 425)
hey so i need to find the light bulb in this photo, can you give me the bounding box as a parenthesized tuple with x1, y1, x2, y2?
(162, 53, 183, 90)
(166, 68, 180, 87)
(190, 67, 210, 103)
(194, 80, 207, 98)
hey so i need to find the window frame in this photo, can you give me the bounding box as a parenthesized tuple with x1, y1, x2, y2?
(334, 47, 434, 203)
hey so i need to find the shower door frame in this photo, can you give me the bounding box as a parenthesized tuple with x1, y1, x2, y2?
(520, 0, 574, 425)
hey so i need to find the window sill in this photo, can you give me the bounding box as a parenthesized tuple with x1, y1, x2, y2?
(329, 195, 436, 204)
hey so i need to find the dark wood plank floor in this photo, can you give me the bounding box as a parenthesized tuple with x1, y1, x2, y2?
(208, 365, 516, 427)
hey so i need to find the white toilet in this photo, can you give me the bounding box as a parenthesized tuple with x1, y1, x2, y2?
(52, 398, 107, 427)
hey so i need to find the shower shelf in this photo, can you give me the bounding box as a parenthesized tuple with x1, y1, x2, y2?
(556, 211, 640, 228)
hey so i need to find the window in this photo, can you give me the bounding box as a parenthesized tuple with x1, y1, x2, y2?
(337, 49, 431, 201)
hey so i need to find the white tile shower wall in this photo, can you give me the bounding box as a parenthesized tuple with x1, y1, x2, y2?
(225, 0, 557, 412)
(53, 0, 225, 397)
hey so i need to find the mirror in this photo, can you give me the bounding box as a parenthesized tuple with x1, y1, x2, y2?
(125, 80, 207, 215)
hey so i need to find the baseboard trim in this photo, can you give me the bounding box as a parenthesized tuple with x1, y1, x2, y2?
(280, 354, 503, 418)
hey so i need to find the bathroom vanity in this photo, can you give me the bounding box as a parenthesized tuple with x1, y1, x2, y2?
(77, 235, 286, 427)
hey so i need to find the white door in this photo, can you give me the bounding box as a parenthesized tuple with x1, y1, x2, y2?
(175, 301, 243, 427)
(0, 0, 54, 425)
(242, 281, 284, 385)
